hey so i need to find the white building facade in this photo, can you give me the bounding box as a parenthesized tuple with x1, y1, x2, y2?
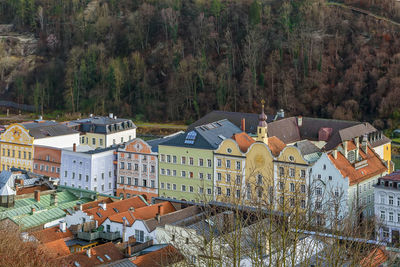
(60, 146, 116, 195)
(375, 172, 400, 244)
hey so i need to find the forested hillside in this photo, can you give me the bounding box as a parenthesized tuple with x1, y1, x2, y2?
(1, 0, 400, 128)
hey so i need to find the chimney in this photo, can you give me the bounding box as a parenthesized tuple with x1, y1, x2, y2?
(86, 248, 91, 258)
(297, 116, 303, 127)
(362, 134, 368, 154)
(73, 143, 76, 152)
(109, 113, 113, 119)
(241, 118, 246, 132)
(99, 202, 106, 210)
(31, 207, 36, 215)
(77, 202, 83, 211)
(156, 213, 161, 223)
(59, 221, 67, 232)
(343, 141, 348, 158)
(50, 192, 58, 206)
(333, 150, 337, 159)
(355, 136, 360, 161)
(34, 190, 40, 202)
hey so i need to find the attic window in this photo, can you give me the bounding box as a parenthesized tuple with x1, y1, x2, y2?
(74, 262, 81, 267)
(104, 254, 111, 260)
(97, 256, 104, 262)
(113, 208, 119, 213)
(289, 156, 294, 162)
(348, 151, 355, 163)
(227, 148, 232, 153)
(96, 212, 102, 218)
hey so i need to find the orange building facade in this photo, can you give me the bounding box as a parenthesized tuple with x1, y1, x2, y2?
(33, 146, 62, 178)
(116, 138, 159, 201)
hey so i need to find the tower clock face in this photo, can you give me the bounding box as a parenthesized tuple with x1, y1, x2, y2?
(255, 154, 265, 168)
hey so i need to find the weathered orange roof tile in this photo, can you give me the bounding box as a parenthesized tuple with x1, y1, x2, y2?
(108, 202, 176, 225)
(328, 142, 387, 186)
(267, 136, 286, 156)
(130, 245, 184, 267)
(360, 247, 387, 267)
(31, 225, 73, 244)
(41, 239, 70, 258)
(85, 196, 148, 225)
(232, 132, 255, 153)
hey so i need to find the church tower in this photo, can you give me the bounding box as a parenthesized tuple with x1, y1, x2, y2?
(256, 100, 268, 144)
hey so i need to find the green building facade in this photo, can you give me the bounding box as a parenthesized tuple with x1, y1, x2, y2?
(158, 119, 241, 201)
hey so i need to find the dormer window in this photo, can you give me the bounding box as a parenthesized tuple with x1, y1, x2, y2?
(348, 150, 355, 163)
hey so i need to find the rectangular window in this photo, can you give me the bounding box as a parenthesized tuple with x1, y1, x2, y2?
(207, 159, 212, 167)
(65, 171, 67, 177)
(151, 165, 155, 173)
(189, 157, 194, 165)
(217, 173, 222, 181)
(173, 184, 176, 190)
(389, 196, 394, 205)
(143, 180, 147, 187)
(92, 138, 96, 145)
(236, 190, 240, 198)
(217, 159, 222, 167)
(289, 168, 295, 177)
(81, 136, 85, 143)
(120, 162, 125, 169)
(51, 166, 55, 173)
(173, 156, 177, 163)
(301, 170, 306, 178)
(380, 210, 385, 220)
(279, 182, 284, 191)
(134, 178, 138, 186)
(167, 183, 171, 190)
(121, 137, 124, 143)
(301, 200, 306, 209)
(127, 177, 132, 185)
(189, 172, 193, 178)
(100, 139, 103, 146)
(316, 187, 322, 196)
(226, 160, 231, 168)
(279, 167, 284, 176)
(101, 184, 104, 191)
(18, 151, 21, 159)
(226, 174, 231, 182)
(135, 164, 138, 171)
(315, 201, 322, 210)
(120, 176, 125, 184)
(151, 180, 155, 188)
(207, 173, 212, 180)
(143, 164, 147, 172)
(167, 169, 171, 176)
(290, 198, 295, 207)
(389, 212, 394, 222)
(161, 154, 165, 162)
(236, 161, 241, 170)
(217, 187, 221, 195)
(226, 188, 231, 196)
(72, 172, 75, 179)
(173, 170, 177, 176)
(86, 175, 89, 182)
(161, 182, 165, 189)
(79, 174, 82, 180)
(182, 185, 186, 192)
(181, 171, 186, 177)
(57, 168, 60, 173)
(167, 155, 171, 163)
(127, 163, 132, 170)
(199, 158, 204, 166)
(189, 186, 193, 192)
(236, 175, 241, 185)
(199, 173, 204, 179)
(161, 169, 165, 175)
(135, 230, 144, 243)
(199, 187, 204, 194)
(301, 184, 306, 193)
(207, 188, 212, 195)
(101, 173, 104, 180)
(290, 183, 295, 192)
(109, 182, 111, 189)
(181, 157, 186, 164)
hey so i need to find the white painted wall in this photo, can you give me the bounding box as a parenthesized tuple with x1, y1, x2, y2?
(101, 218, 154, 243)
(106, 129, 136, 147)
(34, 133, 80, 148)
(64, 210, 94, 227)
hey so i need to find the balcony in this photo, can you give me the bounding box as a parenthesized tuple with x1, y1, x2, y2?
(77, 231, 121, 241)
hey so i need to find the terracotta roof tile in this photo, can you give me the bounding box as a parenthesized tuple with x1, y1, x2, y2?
(41, 239, 70, 258)
(232, 132, 255, 153)
(31, 225, 73, 244)
(85, 196, 148, 225)
(80, 197, 114, 211)
(328, 143, 387, 186)
(16, 185, 51, 195)
(108, 202, 176, 225)
(267, 136, 286, 156)
(55, 242, 124, 267)
(130, 245, 184, 267)
(360, 247, 387, 267)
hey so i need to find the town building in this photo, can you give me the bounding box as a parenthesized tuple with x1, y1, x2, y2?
(158, 119, 241, 202)
(0, 120, 79, 172)
(33, 145, 61, 178)
(68, 114, 136, 149)
(130, 244, 184, 267)
(116, 134, 182, 202)
(60, 145, 117, 194)
(311, 136, 387, 228)
(374, 171, 400, 244)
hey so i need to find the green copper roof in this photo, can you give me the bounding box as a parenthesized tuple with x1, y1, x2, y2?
(0, 189, 96, 230)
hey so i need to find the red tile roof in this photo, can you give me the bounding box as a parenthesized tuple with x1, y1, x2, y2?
(130, 245, 184, 267)
(267, 136, 286, 156)
(232, 132, 255, 153)
(380, 170, 400, 182)
(41, 239, 70, 258)
(55, 242, 124, 267)
(31, 225, 73, 244)
(108, 202, 176, 225)
(16, 185, 51, 195)
(328, 143, 387, 186)
(85, 196, 148, 225)
(80, 197, 114, 211)
(360, 247, 387, 267)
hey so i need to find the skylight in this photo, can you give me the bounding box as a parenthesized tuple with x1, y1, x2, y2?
(113, 208, 119, 213)
(74, 262, 81, 267)
(96, 212, 103, 218)
(104, 254, 111, 260)
(97, 256, 104, 262)
(184, 131, 197, 144)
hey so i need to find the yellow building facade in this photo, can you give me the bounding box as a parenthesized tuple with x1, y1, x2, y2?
(0, 124, 34, 171)
(274, 146, 308, 212)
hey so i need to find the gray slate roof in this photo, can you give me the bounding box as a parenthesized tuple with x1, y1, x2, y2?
(72, 116, 136, 134)
(188, 110, 276, 134)
(22, 121, 78, 139)
(147, 131, 185, 153)
(162, 119, 242, 150)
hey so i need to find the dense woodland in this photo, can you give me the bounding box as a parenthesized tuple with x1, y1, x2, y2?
(1, 0, 400, 128)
